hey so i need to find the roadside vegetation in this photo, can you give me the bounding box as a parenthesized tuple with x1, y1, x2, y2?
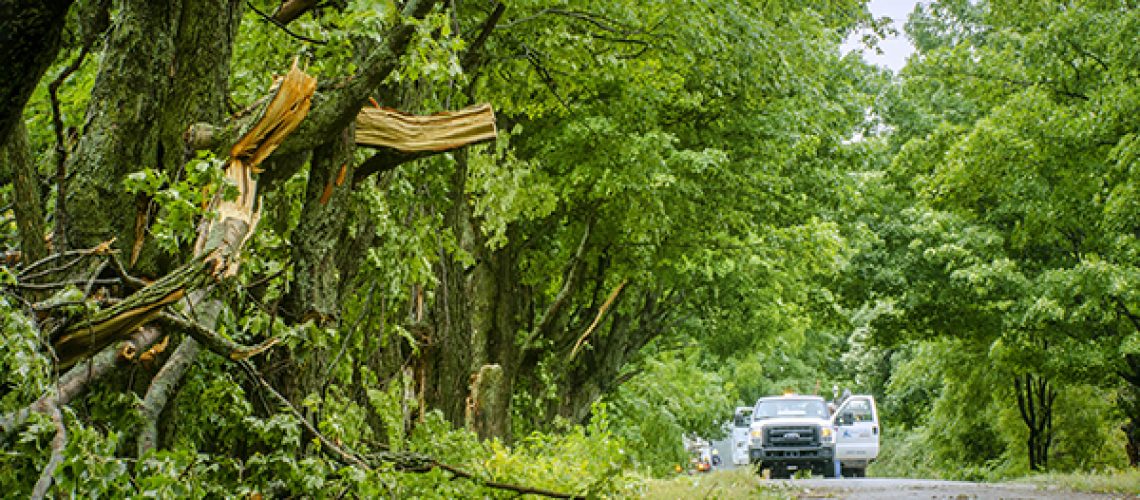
(641, 468, 784, 500)
(1016, 470, 1140, 496)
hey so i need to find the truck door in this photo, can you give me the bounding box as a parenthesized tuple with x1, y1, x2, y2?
(731, 407, 753, 465)
(832, 395, 879, 473)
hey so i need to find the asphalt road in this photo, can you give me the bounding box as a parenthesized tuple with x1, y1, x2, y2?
(708, 438, 1128, 499)
(771, 478, 1130, 499)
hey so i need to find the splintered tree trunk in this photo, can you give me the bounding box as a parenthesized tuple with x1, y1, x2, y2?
(466, 364, 505, 439)
(137, 63, 317, 455)
(466, 226, 528, 441)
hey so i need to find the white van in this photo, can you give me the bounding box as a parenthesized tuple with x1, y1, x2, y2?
(831, 395, 880, 477)
(731, 406, 753, 465)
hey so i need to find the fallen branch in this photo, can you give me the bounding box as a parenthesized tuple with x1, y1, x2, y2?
(137, 336, 201, 457)
(157, 312, 278, 361)
(240, 360, 582, 499)
(49, 260, 204, 370)
(137, 62, 317, 457)
(1, 326, 163, 438)
(30, 399, 65, 500)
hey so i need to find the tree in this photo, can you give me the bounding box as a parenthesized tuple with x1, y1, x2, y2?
(842, 0, 1140, 471)
(0, 0, 885, 494)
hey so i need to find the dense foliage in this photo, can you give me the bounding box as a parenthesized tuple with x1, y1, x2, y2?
(0, 0, 1136, 496)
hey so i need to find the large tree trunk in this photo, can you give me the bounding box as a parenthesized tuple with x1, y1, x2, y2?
(63, 0, 181, 261)
(422, 153, 477, 427)
(1, 120, 48, 262)
(269, 126, 356, 409)
(467, 224, 529, 441)
(0, 0, 73, 144)
(62, 0, 241, 276)
(281, 125, 356, 324)
(420, 146, 533, 442)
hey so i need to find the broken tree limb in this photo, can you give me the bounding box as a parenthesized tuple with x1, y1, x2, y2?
(49, 261, 203, 370)
(185, 0, 440, 160)
(568, 279, 627, 360)
(137, 63, 316, 456)
(1, 326, 163, 439)
(354, 103, 496, 152)
(49, 62, 316, 372)
(157, 312, 278, 361)
(240, 360, 582, 499)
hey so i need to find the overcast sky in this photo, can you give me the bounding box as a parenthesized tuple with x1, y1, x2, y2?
(841, 0, 925, 72)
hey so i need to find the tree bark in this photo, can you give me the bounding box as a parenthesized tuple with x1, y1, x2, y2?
(281, 125, 356, 324)
(268, 126, 358, 413)
(0, 0, 73, 144)
(63, 0, 182, 260)
(2, 119, 48, 262)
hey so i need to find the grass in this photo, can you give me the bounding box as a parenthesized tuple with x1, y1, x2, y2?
(1013, 469, 1140, 495)
(640, 467, 791, 500)
(639, 466, 1140, 498)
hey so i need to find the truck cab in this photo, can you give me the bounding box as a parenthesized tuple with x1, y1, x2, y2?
(831, 394, 880, 477)
(748, 394, 835, 478)
(731, 406, 753, 466)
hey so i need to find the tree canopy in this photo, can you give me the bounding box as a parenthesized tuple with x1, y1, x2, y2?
(0, 0, 1137, 496)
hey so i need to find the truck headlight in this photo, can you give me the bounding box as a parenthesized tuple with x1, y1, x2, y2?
(821, 427, 834, 442)
(750, 430, 763, 438)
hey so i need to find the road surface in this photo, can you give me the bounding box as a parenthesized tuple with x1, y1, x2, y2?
(764, 477, 1129, 499)
(707, 438, 1129, 498)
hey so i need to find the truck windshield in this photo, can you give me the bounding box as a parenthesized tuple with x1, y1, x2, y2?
(753, 399, 829, 420)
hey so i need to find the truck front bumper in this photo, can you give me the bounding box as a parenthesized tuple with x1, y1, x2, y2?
(749, 445, 833, 463)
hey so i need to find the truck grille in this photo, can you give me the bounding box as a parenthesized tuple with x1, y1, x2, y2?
(764, 425, 819, 447)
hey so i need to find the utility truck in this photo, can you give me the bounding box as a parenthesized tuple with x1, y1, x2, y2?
(748, 394, 835, 478)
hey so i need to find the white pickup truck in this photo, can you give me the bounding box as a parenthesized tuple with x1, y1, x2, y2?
(748, 394, 836, 478)
(748, 393, 880, 478)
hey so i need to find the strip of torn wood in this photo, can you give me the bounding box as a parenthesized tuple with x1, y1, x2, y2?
(354, 103, 497, 152)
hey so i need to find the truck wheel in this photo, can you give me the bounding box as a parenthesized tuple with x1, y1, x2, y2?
(820, 461, 837, 478)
